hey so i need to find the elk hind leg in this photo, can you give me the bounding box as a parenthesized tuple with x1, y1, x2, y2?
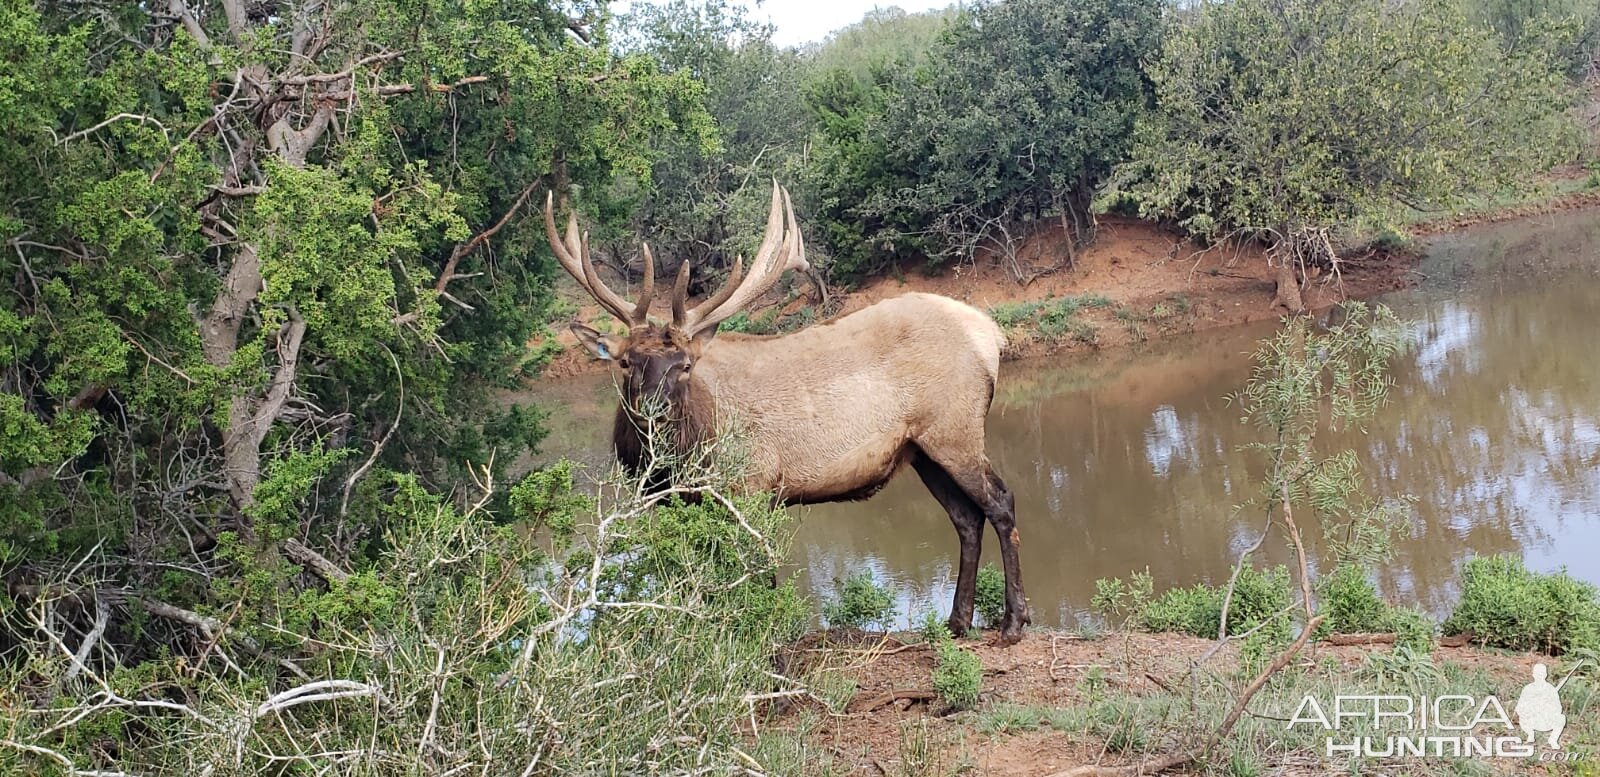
(911, 451, 984, 637)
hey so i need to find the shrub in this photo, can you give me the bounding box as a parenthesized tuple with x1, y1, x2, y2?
(0, 459, 804, 773)
(919, 609, 953, 644)
(932, 640, 982, 710)
(1318, 563, 1390, 634)
(974, 564, 1006, 627)
(1387, 605, 1437, 654)
(823, 572, 898, 630)
(989, 300, 1046, 330)
(1442, 555, 1600, 654)
(1138, 565, 1292, 639)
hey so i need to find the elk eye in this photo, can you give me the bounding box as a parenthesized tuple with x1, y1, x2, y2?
(617, 357, 631, 369)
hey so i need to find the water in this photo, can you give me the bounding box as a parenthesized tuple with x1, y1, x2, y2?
(518, 209, 1600, 629)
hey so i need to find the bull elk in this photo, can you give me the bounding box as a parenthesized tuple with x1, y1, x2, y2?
(545, 182, 1030, 643)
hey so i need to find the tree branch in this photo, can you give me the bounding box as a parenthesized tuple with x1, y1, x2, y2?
(166, 0, 210, 49)
(393, 182, 536, 325)
(56, 113, 171, 145)
(251, 309, 307, 449)
(283, 538, 350, 584)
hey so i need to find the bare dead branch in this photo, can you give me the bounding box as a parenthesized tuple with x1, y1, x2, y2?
(279, 51, 406, 86)
(57, 113, 171, 145)
(283, 538, 350, 584)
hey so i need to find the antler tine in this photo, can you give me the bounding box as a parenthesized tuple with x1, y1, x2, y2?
(542, 191, 635, 323)
(670, 256, 693, 329)
(684, 181, 808, 336)
(631, 243, 656, 326)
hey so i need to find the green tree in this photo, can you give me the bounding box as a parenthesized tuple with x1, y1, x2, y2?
(1, 0, 709, 650)
(1469, 0, 1600, 77)
(622, 1, 817, 299)
(805, 0, 1164, 281)
(803, 5, 957, 79)
(1107, 0, 1578, 311)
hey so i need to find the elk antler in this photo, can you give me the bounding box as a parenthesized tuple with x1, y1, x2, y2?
(543, 191, 657, 327)
(675, 180, 808, 336)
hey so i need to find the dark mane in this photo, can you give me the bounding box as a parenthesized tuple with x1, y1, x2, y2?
(612, 380, 717, 487)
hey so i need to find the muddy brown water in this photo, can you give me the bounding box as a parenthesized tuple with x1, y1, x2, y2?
(516, 209, 1600, 629)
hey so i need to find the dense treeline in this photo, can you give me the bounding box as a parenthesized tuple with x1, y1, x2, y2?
(0, 0, 1596, 772)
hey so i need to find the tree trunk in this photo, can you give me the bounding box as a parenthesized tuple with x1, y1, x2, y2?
(1273, 258, 1305, 314)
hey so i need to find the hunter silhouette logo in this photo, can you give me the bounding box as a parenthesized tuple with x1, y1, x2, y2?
(1287, 659, 1591, 760)
(1515, 663, 1566, 749)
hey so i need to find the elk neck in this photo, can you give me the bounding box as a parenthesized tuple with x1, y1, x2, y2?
(612, 368, 718, 474)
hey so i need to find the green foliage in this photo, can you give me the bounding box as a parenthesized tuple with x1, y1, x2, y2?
(1442, 554, 1600, 654)
(1109, 0, 1579, 247)
(1094, 565, 1293, 640)
(805, 0, 1164, 278)
(932, 639, 982, 710)
(0, 460, 806, 773)
(919, 609, 954, 644)
(624, 1, 814, 283)
(988, 294, 1113, 344)
(974, 564, 1005, 628)
(822, 571, 898, 630)
(1091, 568, 1155, 626)
(806, 6, 956, 80)
(1388, 606, 1438, 654)
(1317, 564, 1390, 635)
(1468, 0, 1600, 78)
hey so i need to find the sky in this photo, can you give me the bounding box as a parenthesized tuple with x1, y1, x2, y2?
(733, 0, 953, 46)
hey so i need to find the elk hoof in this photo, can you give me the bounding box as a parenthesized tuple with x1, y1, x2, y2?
(992, 626, 1025, 647)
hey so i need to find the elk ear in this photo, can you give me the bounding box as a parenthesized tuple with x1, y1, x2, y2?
(570, 323, 624, 361)
(690, 323, 719, 354)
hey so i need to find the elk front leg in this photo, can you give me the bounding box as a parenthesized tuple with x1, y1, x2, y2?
(948, 511, 983, 636)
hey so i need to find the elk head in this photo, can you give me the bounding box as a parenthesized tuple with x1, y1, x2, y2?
(546, 181, 808, 412)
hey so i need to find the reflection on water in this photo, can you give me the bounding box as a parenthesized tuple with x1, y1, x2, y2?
(521, 210, 1600, 629)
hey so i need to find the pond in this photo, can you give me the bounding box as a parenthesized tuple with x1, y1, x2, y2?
(518, 209, 1600, 629)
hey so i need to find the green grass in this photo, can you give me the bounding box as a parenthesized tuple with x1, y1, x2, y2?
(990, 293, 1113, 344)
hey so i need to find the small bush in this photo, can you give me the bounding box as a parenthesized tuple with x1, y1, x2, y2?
(1386, 605, 1437, 654)
(918, 609, 953, 644)
(1442, 555, 1600, 654)
(932, 640, 982, 710)
(1138, 565, 1292, 639)
(1318, 563, 1389, 634)
(823, 572, 898, 630)
(974, 564, 1005, 627)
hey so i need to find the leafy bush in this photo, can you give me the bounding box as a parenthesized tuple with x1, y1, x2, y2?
(0, 459, 806, 774)
(1315, 564, 1439, 652)
(1442, 555, 1600, 654)
(823, 572, 898, 630)
(1138, 565, 1293, 639)
(932, 640, 983, 710)
(1317, 564, 1390, 634)
(975, 564, 1006, 627)
(988, 300, 1047, 330)
(1109, 0, 1576, 259)
(1387, 606, 1438, 654)
(804, 0, 1165, 278)
(988, 295, 1113, 343)
(919, 609, 953, 644)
